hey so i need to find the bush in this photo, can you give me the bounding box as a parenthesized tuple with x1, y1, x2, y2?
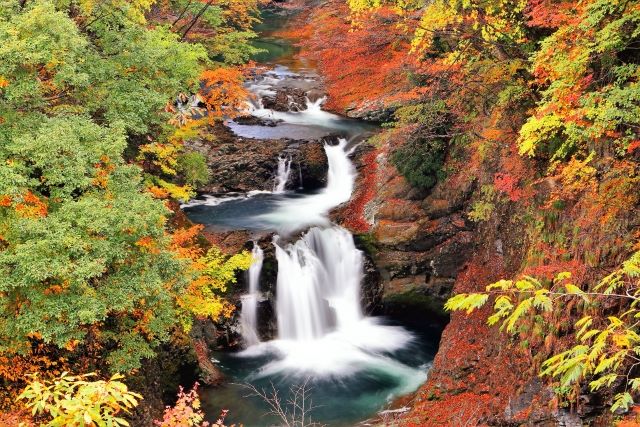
(177, 151, 211, 187)
(389, 101, 449, 190)
(391, 136, 446, 190)
(18, 372, 141, 427)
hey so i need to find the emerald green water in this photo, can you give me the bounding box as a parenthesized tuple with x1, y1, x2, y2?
(249, 10, 315, 69)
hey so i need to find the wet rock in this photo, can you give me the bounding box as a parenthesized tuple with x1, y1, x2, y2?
(262, 87, 308, 112)
(185, 123, 328, 193)
(233, 115, 281, 126)
(190, 320, 225, 385)
(345, 99, 395, 122)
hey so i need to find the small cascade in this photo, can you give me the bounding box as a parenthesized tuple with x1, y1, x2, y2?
(273, 156, 292, 193)
(304, 96, 326, 114)
(240, 243, 264, 346)
(297, 159, 303, 190)
(274, 227, 363, 341)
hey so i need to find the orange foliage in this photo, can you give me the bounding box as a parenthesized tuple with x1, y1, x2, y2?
(14, 191, 47, 218)
(0, 343, 70, 411)
(148, 185, 171, 199)
(297, 1, 415, 112)
(92, 155, 115, 189)
(199, 68, 249, 123)
(135, 236, 160, 254)
(170, 224, 205, 260)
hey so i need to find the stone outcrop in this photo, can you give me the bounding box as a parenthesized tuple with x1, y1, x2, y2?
(339, 142, 475, 330)
(185, 123, 328, 193)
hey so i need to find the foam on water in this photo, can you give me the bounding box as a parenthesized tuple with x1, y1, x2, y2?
(257, 138, 356, 234)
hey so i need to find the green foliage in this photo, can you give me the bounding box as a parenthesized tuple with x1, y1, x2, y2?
(0, 0, 253, 374)
(518, 0, 640, 159)
(446, 250, 640, 413)
(168, 0, 262, 64)
(468, 185, 496, 222)
(18, 372, 141, 427)
(391, 136, 446, 190)
(389, 101, 449, 190)
(177, 151, 211, 187)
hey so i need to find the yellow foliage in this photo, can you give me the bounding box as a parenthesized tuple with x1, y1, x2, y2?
(177, 247, 252, 330)
(519, 114, 564, 157)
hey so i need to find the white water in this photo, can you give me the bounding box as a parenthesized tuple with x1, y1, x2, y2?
(258, 138, 356, 234)
(275, 227, 363, 340)
(191, 66, 430, 418)
(240, 243, 264, 346)
(248, 96, 344, 129)
(241, 227, 420, 380)
(273, 156, 292, 193)
(179, 190, 271, 209)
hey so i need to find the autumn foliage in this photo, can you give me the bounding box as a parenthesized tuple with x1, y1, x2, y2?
(285, 0, 640, 421)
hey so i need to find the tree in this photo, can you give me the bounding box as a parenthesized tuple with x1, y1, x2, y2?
(446, 249, 640, 412)
(0, 0, 253, 380)
(200, 67, 250, 123)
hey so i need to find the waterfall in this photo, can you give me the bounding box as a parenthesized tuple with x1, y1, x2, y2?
(274, 227, 363, 341)
(259, 139, 356, 234)
(273, 156, 292, 193)
(240, 243, 264, 346)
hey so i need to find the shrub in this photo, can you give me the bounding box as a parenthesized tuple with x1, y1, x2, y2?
(177, 151, 211, 187)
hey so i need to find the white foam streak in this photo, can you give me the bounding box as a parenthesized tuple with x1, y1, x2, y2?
(179, 190, 271, 209)
(258, 138, 355, 234)
(240, 243, 264, 346)
(247, 96, 345, 129)
(273, 156, 292, 193)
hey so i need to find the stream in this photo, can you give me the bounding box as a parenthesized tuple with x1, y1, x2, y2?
(182, 10, 438, 426)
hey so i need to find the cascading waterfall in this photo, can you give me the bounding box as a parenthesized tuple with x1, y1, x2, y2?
(240, 243, 264, 346)
(273, 156, 292, 193)
(274, 227, 363, 341)
(187, 61, 435, 427)
(257, 138, 356, 234)
(241, 140, 421, 382)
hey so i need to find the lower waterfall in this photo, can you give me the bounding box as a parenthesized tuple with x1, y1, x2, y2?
(240, 243, 264, 346)
(274, 226, 362, 341)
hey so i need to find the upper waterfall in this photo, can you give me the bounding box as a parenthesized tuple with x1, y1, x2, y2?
(258, 138, 356, 234)
(273, 155, 292, 193)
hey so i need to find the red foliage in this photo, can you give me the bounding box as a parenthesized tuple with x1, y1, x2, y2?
(525, 0, 578, 29)
(404, 259, 535, 425)
(296, 1, 415, 112)
(494, 172, 524, 201)
(342, 149, 379, 233)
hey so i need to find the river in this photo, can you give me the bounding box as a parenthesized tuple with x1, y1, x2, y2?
(182, 9, 437, 426)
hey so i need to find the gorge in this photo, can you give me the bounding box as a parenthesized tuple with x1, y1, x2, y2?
(182, 20, 439, 425)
